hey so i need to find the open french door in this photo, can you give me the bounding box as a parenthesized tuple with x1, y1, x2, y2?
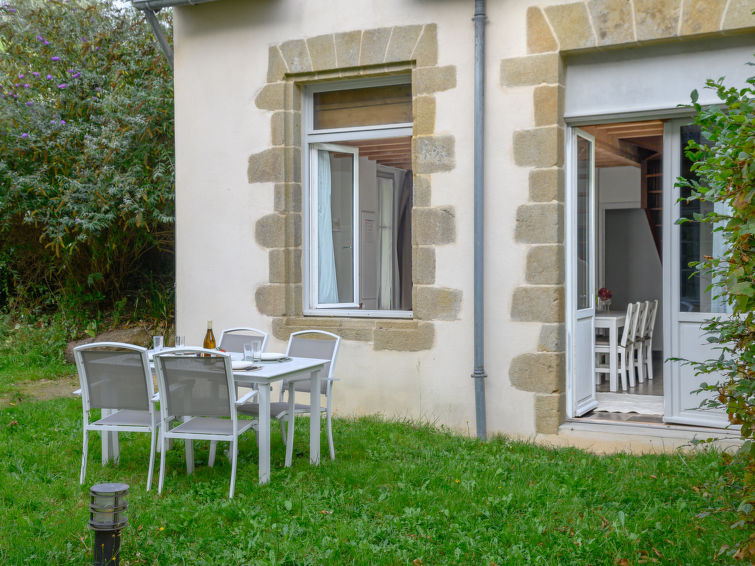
(567, 128, 598, 417)
(663, 119, 728, 427)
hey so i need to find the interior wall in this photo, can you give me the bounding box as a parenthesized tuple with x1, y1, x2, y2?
(598, 166, 640, 207)
(604, 208, 662, 350)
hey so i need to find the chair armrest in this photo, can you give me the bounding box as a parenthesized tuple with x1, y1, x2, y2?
(236, 390, 258, 405)
(72, 388, 81, 396)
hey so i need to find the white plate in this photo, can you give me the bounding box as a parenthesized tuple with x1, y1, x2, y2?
(260, 352, 286, 361)
(231, 360, 257, 370)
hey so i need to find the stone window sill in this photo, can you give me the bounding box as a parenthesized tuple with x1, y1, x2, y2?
(302, 309, 414, 319)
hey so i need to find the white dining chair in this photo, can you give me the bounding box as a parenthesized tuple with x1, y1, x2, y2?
(208, 327, 269, 467)
(153, 348, 257, 498)
(633, 301, 650, 384)
(595, 302, 637, 391)
(641, 299, 659, 381)
(218, 327, 269, 355)
(238, 330, 341, 460)
(74, 342, 158, 490)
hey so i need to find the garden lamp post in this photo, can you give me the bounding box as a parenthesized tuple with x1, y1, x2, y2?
(89, 483, 129, 566)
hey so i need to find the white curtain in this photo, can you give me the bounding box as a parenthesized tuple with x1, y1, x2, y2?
(317, 150, 339, 303)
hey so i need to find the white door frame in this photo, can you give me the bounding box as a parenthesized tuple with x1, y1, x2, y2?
(565, 113, 729, 428)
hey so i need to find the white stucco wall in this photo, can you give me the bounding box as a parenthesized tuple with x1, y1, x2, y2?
(170, 0, 754, 437)
(171, 0, 550, 437)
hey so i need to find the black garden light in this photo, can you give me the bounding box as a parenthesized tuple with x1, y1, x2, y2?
(89, 483, 129, 566)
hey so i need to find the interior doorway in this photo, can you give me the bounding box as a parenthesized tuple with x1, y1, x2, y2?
(566, 119, 665, 421)
(585, 121, 664, 419)
(566, 117, 729, 427)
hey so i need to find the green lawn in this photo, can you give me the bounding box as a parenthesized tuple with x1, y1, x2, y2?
(0, 394, 739, 565)
(0, 318, 741, 564)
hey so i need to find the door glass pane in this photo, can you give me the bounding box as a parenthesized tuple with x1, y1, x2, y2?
(576, 136, 592, 309)
(678, 125, 728, 313)
(317, 150, 354, 304)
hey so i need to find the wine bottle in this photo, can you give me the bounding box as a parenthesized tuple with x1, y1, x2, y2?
(202, 320, 216, 354)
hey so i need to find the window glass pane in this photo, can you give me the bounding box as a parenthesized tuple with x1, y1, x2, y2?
(576, 136, 592, 310)
(313, 83, 412, 130)
(678, 125, 728, 313)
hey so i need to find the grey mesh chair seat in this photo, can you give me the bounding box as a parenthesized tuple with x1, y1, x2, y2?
(154, 349, 257, 498)
(95, 409, 154, 428)
(170, 416, 256, 437)
(74, 342, 158, 490)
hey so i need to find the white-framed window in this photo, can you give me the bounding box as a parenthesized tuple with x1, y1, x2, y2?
(302, 75, 413, 317)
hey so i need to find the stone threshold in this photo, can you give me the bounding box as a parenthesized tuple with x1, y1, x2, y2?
(532, 418, 743, 454)
(563, 417, 741, 438)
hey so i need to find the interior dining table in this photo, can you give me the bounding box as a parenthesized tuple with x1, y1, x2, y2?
(594, 310, 626, 392)
(99, 351, 328, 485)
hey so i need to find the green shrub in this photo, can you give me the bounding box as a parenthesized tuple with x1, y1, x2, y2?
(0, 0, 174, 314)
(677, 69, 754, 560)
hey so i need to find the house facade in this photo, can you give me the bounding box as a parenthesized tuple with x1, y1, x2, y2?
(163, 0, 754, 442)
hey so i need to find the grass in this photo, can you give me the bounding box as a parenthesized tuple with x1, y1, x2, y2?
(0, 318, 743, 564)
(0, 312, 71, 387)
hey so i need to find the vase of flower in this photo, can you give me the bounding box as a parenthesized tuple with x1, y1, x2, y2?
(597, 288, 613, 311)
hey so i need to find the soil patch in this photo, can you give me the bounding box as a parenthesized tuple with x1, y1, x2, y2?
(0, 376, 79, 407)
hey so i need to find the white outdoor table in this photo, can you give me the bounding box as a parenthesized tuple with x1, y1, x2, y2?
(594, 311, 626, 392)
(99, 352, 327, 484)
(234, 356, 328, 485)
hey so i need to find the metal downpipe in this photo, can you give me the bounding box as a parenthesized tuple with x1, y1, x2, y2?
(132, 0, 219, 9)
(472, 0, 487, 440)
(141, 8, 174, 70)
(132, 0, 222, 70)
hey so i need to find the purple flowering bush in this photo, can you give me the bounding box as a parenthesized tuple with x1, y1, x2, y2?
(0, 1, 174, 313)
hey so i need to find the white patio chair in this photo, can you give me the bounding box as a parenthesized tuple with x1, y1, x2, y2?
(641, 299, 659, 380)
(219, 327, 269, 355)
(209, 327, 268, 466)
(153, 348, 257, 498)
(238, 330, 341, 460)
(74, 342, 158, 490)
(595, 302, 638, 391)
